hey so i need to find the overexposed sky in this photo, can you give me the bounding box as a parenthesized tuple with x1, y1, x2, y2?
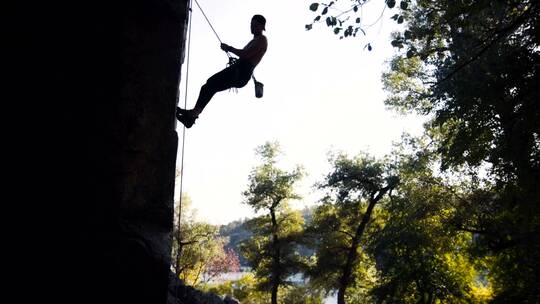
(175, 0, 425, 225)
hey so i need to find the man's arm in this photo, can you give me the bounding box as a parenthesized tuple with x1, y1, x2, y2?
(221, 37, 267, 60)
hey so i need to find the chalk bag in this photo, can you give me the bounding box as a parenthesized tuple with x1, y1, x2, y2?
(254, 80, 264, 98)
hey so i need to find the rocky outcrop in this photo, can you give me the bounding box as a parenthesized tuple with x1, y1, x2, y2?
(16, 0, 193, 303)
(14, 0, 244, 302)
(167, 272, 240, 304)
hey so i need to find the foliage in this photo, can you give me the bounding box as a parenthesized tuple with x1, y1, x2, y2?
(219, 219, 253, 266)
(171, 194, 237, 286)
(305, 0, 540, 301)
(304, 203, 378, 296)
(240, 209, 306, 289)
(240, 142, 306, 304)
(243, 141, 304, 213)
(204, 273, 324, 304)
(304, 152, 398, 304)
(218, 209, 316, 267)
(368, 140, 490, 303)
(204, 273, 269, 304)
(204, 248, 241, 284)
(167, 2, 540, 301)
(305, 0, 377, 48)
(379, 0, 540, 301)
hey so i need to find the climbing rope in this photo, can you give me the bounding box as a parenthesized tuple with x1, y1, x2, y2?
(178, 0, 234, 231)
(193, 0, 236, 65)
(178, 0, 255, 228)
(177, 0, 193, 269)
(193, 0, 223, 44)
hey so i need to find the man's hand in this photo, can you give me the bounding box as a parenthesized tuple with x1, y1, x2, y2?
(220, 43, 232, 52)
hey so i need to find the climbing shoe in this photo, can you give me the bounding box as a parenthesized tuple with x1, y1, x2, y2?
(176, 107, 191, 116)
(176, 108, 197, 128)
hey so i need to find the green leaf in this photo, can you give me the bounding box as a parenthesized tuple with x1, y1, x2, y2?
(398, 16, 404, 24)
(387, 0, 396, 9)
(314, 15, 321, 22)
(326, 17, 332, 26)
(322, 7, 329, 15)
(344, 26, 353, 37)
(368, 43, 372, 51)
(404, 30, 412, 39)
(305, 24, 313, 31)
(334, 27, 341, 35)
(353, 5, 358, 13)
(400, 1, 409, 10)
(309, 3, 319, 11)
(356, 17, 361, 23)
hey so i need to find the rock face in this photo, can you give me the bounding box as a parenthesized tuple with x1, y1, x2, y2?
(14, 0, 201, 303)
(73, 1, 188, 302)
(14, 0, 243, 302)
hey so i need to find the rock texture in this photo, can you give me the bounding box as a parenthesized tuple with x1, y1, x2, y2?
(10, 0, 220, 303)
(13, 0, 241, 302)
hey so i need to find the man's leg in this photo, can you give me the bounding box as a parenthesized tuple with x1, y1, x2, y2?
(177, 66, 236, 128)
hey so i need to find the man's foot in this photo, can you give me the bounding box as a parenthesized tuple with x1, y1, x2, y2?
(177, 107, 191, 116)
(176, 108, 197, 128)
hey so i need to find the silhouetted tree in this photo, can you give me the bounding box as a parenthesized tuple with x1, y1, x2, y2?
(305, 153, 398, 304)
(172, 194, 227, 286)
(309, 1, 540, 300)
(241, 142, 305, 304)
(381, 1, 540, 301)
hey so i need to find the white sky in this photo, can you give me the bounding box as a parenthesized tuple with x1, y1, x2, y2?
(174, 0, 426, 225)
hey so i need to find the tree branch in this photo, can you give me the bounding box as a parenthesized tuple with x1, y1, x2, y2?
(436, 3, 536, 85)
(338, 230, 356, 239)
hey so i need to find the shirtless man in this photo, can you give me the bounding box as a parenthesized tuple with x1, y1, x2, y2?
(176, 14, 268, 128)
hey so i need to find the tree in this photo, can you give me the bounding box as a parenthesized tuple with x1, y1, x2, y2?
(306, 1, 539, 300)
(241, 142, 305, 304)
(305, 0, 386, 50)
(171, 193, 229, 286)
(203, 248, 241, 284)
(219, 218, 253, 267)
(305, 152, 398, 304)
(368, 138, 490, 303)
(380, 1, 540, 301)
(204, 272, 324, 304)
(204, 272, 269, 304)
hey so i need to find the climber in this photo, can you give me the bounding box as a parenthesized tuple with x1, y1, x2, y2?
(176, 14, 268, 128)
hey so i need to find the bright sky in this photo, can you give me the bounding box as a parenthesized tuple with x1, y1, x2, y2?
(174, 0, 426, 225)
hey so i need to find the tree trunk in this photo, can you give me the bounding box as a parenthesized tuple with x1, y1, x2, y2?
(337, 185, 394, 304)
(271, 283, 278, 304)
(270, 207, 280, 304)
(337, 199, 375, 304)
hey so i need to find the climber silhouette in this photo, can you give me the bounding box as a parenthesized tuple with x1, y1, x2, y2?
(176, 14, 268, 128)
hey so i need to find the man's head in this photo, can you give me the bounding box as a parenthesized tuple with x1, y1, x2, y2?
(251, 14, 266, 35)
